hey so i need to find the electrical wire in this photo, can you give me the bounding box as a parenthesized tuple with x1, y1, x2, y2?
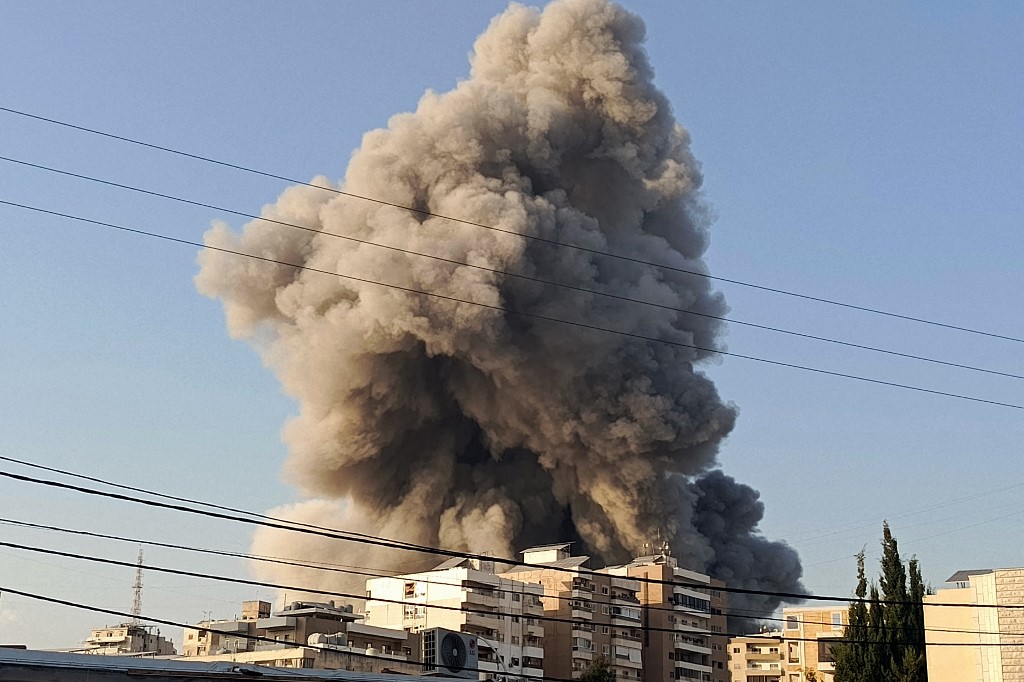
(1, 105, 1021, 345)
(0, 545, 1014, 648)
(0, 517, 1013, 640)
(2, 199, 1021, 411)
(3, 154, 1021, 383)
(0, 585, 562, 682)
(1, 459, 1022, 612)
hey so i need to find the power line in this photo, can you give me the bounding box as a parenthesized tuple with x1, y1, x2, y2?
(0, 542, 1016, 647)
(2, 199, 1021, 411)
(1, 104, 1021, 346)
(0, 585, 562, 682)
(1, 517, 1014, 640)
(4, 154, 1021, 383)
(1, 459, 1022, 611)
(779, 480, 1024, 545)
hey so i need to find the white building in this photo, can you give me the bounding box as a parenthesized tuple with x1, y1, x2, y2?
(364, 557, 545, 680)
(82, 623, 176, 656)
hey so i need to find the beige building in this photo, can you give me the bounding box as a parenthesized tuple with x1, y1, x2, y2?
(502, 544, 642, 681)
(83, 623, 176, 656)
(924, 568, 1024, 682)
(727, 631, 783, 682)
(365, 557, 545, 680)
(602, 551, 728, 682)
(780, 606, 847, 682)
(181, 640, 422, 675)
(181, 600, 362, 656)
(180, 599, 419, 675)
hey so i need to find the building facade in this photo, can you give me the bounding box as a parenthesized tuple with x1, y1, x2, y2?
(779, 606, 848, 682)
(501, 544, 641, 681)
(727, 631, 783, 682)
(602, 552, 727, 682)
(83, 624, 176, 656)
(924, 568, 1024, 682)
(364, 557, 545, 680)
(182, 600, 361, 656)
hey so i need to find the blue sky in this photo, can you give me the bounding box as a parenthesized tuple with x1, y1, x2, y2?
(0, 1, 1021, 648)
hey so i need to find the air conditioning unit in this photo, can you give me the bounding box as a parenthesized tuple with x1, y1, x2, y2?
(422, 628, 478, 679)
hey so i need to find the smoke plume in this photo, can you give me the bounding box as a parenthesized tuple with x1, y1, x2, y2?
(196, 0, 803, 627)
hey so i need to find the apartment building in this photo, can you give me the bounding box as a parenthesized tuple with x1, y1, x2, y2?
(501, 544, 642, 681)
(601, 551, 727, 682)
(727, 631, 783, 682)
(82, 623, 176, 656)
(181, 600, 361, 656)
(924, 567, 1024, 682)
(364, 556, 545, 680)
(780, 606, 847, 682)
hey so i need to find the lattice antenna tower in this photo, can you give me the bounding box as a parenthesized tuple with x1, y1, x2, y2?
(130, 546, 144, 625)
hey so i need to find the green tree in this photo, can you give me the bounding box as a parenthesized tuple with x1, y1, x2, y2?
(833, 524, 927, 682)
(833, 550, 869, 682)
(881, 521, 911, 674)
(578, 655, 614, 682)
(864, 584, 887, 680)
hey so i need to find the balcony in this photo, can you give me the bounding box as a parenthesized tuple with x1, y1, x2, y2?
(464, 590, 500, 608)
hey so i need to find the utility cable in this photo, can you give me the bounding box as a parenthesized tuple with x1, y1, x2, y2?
(3, 155, 1021, 382)
(0, 543, 1015, 647)
(0, 585, 562, 682)
(2, 461, 1023, 612)
(2, 199, 1020, 412)
(1, 104, 1021, 345)
(0, 517, 1012, 640)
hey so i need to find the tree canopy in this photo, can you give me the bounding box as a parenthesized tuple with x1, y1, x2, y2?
(833, 522, 927, 682)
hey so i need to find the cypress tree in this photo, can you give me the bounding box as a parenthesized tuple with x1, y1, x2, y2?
(834, 550, 869, 682)
(880, 521, 910, 673)
(832, 524, 928, 681)
(864, 583, 886, 680)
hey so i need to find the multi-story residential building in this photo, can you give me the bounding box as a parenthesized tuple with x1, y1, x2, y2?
(727, 631, 783, 682)
(501, 544, 641, 681)
(82, 623, 176, 656)
(779, 606, 847, 682)
(180, 599, 419, 674)
(924, 567, 1024, 682)
(602, 551, 727, 682)
(181, 600, 361, 656)
(364, 556, 546, 680)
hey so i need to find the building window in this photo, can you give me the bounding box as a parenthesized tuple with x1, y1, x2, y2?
(732, 647, 739, 654)
(513, 594, 521, 602)
(404, 582, 416, 598)
(786, 615, 799, 629)
(832, 612, 843, 629)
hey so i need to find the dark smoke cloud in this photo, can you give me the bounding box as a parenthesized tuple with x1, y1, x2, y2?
(196, 0, 803, 627)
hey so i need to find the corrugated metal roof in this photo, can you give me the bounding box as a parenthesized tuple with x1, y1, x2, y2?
(431, 557, 474, 570)
(0, 648, 460, 680)
(520, 543, 572, 553)
(503, 555, 590, 573)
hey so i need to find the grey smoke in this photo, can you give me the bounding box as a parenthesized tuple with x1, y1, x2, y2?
(196, 0, 803, 628)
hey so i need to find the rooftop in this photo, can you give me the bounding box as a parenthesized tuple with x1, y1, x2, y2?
(521, 543, 573, 553)
(503, 555, 590, 573)
(0, 648, 460, 681)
